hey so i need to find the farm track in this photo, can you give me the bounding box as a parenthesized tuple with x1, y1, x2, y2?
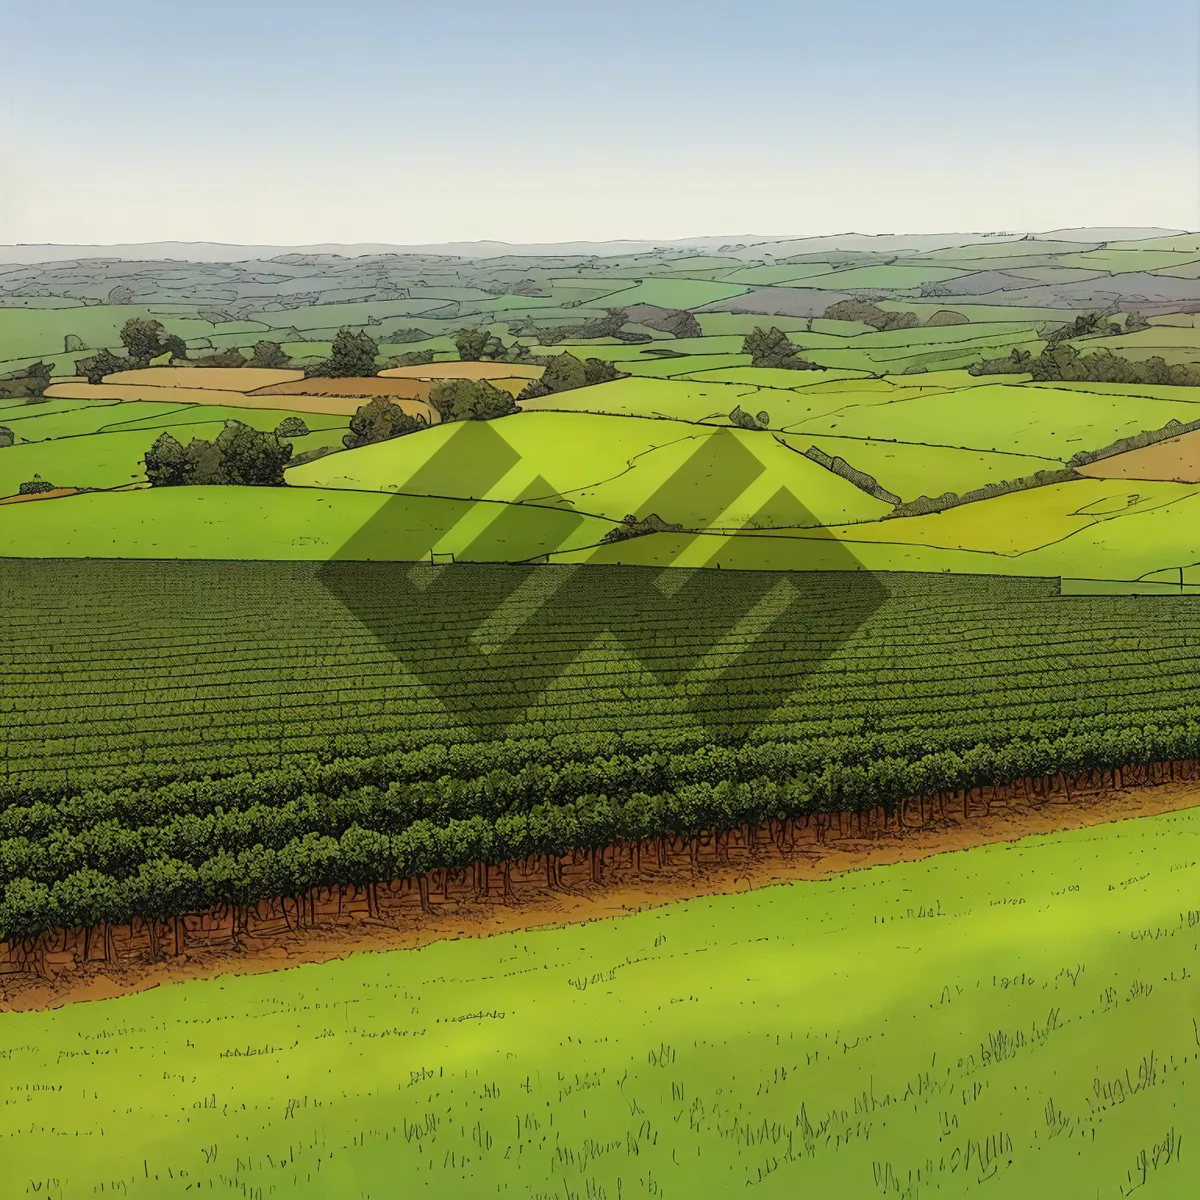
(4, 777, 1197, 1014)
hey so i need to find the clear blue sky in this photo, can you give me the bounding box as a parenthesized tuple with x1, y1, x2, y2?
(3, 0, 1197, 243)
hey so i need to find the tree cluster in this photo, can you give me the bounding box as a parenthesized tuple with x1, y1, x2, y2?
(741, 326, 822, 370)
(823, 299, 919, 331)
(729, 405, 771, 430)
(516, 352, 627, 401)
(970, 343, 1200, 386)
(0, 361, 51, 399)
(343, 398, 430, 448)
(144, 421, 293, 487)
(453, 329, 531, 364)
(428, 379, 519, 422)
(304, 328, 380, 378)
(120, 318, 187, 365)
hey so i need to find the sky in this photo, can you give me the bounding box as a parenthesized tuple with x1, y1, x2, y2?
(2, 0, 1198, 245)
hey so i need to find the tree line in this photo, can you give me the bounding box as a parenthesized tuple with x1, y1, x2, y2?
(3, 721, 1197, 946)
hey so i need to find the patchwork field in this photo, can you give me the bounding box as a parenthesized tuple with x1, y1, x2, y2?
(3, 230, 1200, 1198)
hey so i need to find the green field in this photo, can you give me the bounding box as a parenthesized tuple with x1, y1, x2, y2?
(4, 808, 1197, 1198)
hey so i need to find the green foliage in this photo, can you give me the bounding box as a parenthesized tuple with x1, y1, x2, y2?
(0, 426, 13, 448)
(17, 474, 54, 495)
(1044, 311, 1119, 345)
(518, 353, 627, 400)
(454, 328, 503, 362)
(144, 421, 293, 487)
(1125, 310, 1151, 333)
(343, 398, 429, 448)
(193, 347, 249, 369)
(274, 416, 309, 439)
(971, 343, 1200, 386)
(161, 333, 188, 362)
(428, 379, 519, 422)
(249, 340, 291, 369)
(740, 326, 821, 370)
(76, 348, 127, 384)
(823, 299, 919, 331)
(384, 349, 435, 368)
(119, 317, 166, 364)
(729, 405, 768, 430)
(0, 360, 52, 399)
(63, 333, 85, 353)
(327, 327, 379, 377)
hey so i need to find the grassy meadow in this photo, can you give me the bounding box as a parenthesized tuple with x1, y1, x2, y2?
(3, 808, 1198, 1199)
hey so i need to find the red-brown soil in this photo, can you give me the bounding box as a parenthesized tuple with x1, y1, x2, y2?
(2, 780, 1196, 1014)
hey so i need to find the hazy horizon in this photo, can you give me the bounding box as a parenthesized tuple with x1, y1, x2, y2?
(3, 0, 1198, 245)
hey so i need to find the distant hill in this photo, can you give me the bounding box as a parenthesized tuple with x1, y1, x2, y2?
(0, 229, 1190, 266)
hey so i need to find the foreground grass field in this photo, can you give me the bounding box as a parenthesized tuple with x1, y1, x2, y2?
(3, 807, 1197, 1198)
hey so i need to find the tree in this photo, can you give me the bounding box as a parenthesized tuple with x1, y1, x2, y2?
(542, 352, 587, 392)
(1125, 311, 1151, 333)
(275, 416, 310, 439)
(455, 328, 503, 362)
(162, 333, 188, 362)
(107, 285, 134, 305)
(741, 326, 819, 370)
(214, 420, 293, 485)
(64, 334, 84, 353)
(328, 327, 379, 377)
(250, 340, 291, 369)
(144, 433, 194, 486)
(18, 475, 54, 495)
(77, 349, 126, 384)
(193, 348, 249, 368)
(120, 318, 167, 364)
(343, 398, 429, 448)
(0, 361, 52, 399)
(0, 426, 13, 448)
(144, 421, 292, 486)
(824, 299, 918, 332)
(428, 378, 519, 422)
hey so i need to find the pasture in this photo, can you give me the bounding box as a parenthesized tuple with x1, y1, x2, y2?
(3, 807, 1197, 1198)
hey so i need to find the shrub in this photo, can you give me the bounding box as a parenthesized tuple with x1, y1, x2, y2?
(18, 475, 54, 495)
(275, 417, 309, 439)
(0, 426, 14, 448)
(107, 285, 134, 305)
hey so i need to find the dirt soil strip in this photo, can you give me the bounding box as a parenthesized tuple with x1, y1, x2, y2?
(3, 783, 1197, 1013)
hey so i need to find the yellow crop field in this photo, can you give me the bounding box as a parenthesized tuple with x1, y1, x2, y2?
(106, 367, 304, 391)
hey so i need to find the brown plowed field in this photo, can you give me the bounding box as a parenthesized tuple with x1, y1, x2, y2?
(3, 779, 1197, 1014)
(1078, 431, 1200, 482)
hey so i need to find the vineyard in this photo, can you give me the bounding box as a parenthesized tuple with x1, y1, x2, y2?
(4, 559, 1200, 961)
